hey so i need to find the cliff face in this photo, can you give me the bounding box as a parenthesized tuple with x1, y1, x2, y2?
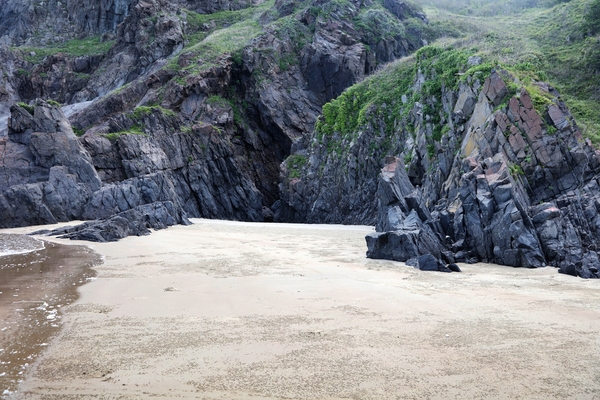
(280, 47, 600, 278)
(0, 0, 133, 46)
(0, 100, 191, 240)
(0, 0, 259, 47)
(0, 0, 429, 239)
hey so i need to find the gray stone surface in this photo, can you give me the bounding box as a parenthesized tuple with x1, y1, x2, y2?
(0, 100, 191, 238)
(283, 66, 600, 278)
(0, 0, 132, 46)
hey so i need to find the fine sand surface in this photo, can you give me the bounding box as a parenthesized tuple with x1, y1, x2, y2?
(6, 219, 600, 399)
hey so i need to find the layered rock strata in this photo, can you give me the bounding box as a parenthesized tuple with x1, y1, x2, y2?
(281, 48, 600, 278)
(1, 0, 429, 239)
(366, 74, 600, 278)
(0, 100, 191, 241)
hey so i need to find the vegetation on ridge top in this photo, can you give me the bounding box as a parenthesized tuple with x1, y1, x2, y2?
(15, 36, 115, 63)
(420, 0, 600, 144)
(314, 0, 599, 148)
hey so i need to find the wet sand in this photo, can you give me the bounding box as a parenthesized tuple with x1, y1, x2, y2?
(0, 235, 101, 397)
(4, 219, 600, 399)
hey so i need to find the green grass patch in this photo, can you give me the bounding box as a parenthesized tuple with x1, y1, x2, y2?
(206, 95, 230, 107)
(132, 105, 176, 119)
(525, 83, 554, 114)
(354, 5, 406, 43)
(15, 68, 30, 77)
(315, 57, 415, 139)
(17, 102, 34, 114)
(168, 15, 264, 74)
(16, 36, 115, 63)
(103, 125, 145, 141)
(206, 95, 246, 127)
(183, 6, 266, 45)
(315, 45, 473, 144)
(509, 163, 525, 177)
(286, 154, 308, 178)
(418, 0, 600, 146)
(272, 15, 312, 51)
(73, 127, 85, 136)
(564, 94, 600, 145)
(416, 46, 471, 94)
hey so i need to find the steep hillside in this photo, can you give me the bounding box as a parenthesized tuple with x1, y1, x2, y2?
(279, 0, 600, 278)
(0, 0, 430, 237)
(281, 45, 600, 278)
(421, 0, 600, 143)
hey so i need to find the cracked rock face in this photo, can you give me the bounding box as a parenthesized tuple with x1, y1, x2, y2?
(0, 100, 190, 240)
(366, 73, 600, 278)
(0, 101, 101, 226)
(0, 0, 133, 46)
(281, 60, 600, 278)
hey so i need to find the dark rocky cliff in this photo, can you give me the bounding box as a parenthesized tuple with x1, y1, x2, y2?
(0, 0, 429, 239)
(0, 100, 191, 240)
(280, 47, 600, 278)
(0, 0, 133, 46)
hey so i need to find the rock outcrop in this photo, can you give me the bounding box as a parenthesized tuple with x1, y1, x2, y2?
(0, 0, 133, 46)
(281, 47, 600, 278)
(0, 101, 102, 226)
(1, 0, 429, 240)
(0, 100, 190, 240)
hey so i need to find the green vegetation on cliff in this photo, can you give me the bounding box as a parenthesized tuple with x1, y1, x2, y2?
(419, 0, 600, 143)
(286, 154, 308, 179)
(315, 46, 474, 140)
(183, 6, 265, 45)
(168, 2, 272, 75)
(316, 60, 413, 138)
(314, 0, 600, 151)
(16, 36, 115, 63)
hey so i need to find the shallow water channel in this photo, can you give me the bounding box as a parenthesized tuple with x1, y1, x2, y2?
(0, 234, 102, 397)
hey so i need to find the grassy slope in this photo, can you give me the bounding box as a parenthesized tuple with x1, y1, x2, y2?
(15, 36, 115, 63)
(307, 1, 600, 173)
(419, 0, 600, 144)
(168, 2, 275, 76)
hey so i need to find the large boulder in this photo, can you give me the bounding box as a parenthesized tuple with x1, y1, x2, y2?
(0, 100, 102, 226)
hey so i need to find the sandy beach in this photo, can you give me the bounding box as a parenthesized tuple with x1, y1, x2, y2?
(3, 219, 600, 399)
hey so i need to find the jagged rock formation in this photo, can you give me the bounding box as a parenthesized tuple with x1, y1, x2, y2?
(0, 100, 190, 240)
(0, 0, 133, 46)
(9, 0, 186, 105)
(241, 0, 427, 142)
(364, 157, 460, 273)
(281, 47, 600, 278)
(0, 0, 429, 239)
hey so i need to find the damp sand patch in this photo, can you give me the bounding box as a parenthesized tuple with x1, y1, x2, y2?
(0, 235, 102, 398)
